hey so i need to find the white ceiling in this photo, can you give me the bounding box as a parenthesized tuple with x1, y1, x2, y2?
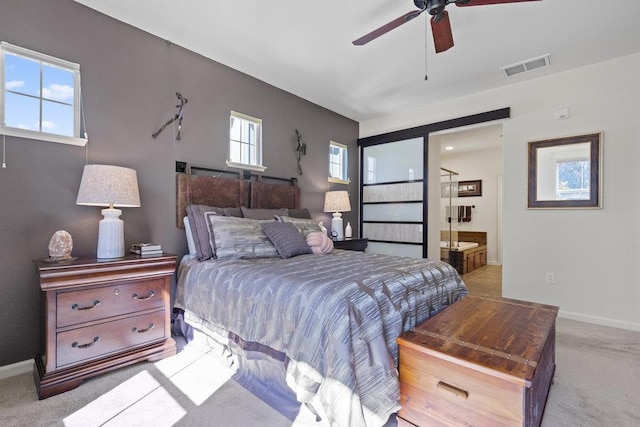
(74, 0, 640, 123)
(437, 122, 503, 154)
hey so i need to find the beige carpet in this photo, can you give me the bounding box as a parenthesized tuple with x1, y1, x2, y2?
(542, 318, 640, 426)
(1, 318, 638, 426)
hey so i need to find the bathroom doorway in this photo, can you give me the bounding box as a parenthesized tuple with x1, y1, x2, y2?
(429, 122, 504, 296)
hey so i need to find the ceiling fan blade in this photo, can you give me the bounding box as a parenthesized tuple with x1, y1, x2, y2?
(431, 11, 454, 53)
(456, 0, 541, 6)
(353, 10, 425, 46)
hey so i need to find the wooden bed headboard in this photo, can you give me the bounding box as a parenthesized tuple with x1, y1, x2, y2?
(176, 161, 300, 227)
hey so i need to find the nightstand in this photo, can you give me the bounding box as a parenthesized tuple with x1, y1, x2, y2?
(332, 237, 368, 252)
(33, 254, 177, 399)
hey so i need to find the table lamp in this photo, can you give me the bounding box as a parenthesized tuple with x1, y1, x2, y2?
(323, 190, 351, 239)
(76, 164, 141, 258)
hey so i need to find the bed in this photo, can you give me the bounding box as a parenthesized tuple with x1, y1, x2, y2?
(173, 164, 468, 427)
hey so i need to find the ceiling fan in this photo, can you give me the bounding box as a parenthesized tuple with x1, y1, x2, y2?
(353, 0, 541, 53)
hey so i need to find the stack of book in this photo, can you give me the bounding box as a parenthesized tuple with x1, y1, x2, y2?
(130, 243, 163, 256)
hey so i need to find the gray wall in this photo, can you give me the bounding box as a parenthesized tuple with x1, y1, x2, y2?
(0, 0, 358, 367)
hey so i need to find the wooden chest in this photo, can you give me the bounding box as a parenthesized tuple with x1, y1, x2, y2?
(397, 294, 559, 427)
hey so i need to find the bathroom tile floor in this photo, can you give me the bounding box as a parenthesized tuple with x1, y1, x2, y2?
(462, 265, 502, 297)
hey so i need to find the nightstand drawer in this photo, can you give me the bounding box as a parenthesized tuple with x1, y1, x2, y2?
(57, 279, 165, 327)
(56, 309, 166, 368)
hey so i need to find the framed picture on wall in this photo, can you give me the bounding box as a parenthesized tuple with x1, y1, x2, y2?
(458, 180, 482, 197)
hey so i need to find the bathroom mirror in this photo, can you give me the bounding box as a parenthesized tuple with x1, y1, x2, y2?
(528, 132, 602, 209)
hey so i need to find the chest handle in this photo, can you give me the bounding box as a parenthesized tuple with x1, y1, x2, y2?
(437, 381, 469, 399)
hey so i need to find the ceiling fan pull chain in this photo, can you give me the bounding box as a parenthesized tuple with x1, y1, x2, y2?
(424, 15, 429, 80)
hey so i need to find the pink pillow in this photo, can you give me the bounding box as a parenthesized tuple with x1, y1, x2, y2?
(306, 232, 334, 254)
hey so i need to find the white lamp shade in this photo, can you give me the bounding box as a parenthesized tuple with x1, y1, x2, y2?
(76, 165, 141, 258)
(323, 190, 351, 213)
(76, 165, 141, 207)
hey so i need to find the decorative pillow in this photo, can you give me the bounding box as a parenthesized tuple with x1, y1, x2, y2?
(206, 214, 279, 260)
(261, 222, 312, 259)
(275, 215, 323, 236)
(306, 232, 334, 254)
(288, 208, 312, 219)
(186, 204, 242, 260)
(240, 206, 288, 220)
(183, 216, 197, 256)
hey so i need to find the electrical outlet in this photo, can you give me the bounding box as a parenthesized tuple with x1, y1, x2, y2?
(545, 272, 555, 284)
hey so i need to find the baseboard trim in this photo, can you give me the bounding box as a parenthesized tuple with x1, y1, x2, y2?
(559, 310, 640, 332)
(0, 359, 33, 380)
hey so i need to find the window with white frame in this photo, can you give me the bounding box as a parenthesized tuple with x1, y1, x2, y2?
(1, 42, 85, 146)
(557, 158, 590, 200)
(329, 141, 349, 183)
(227, 111, 265, 172)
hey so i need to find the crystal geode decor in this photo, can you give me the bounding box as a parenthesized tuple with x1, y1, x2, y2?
(45, 230, 77, 262)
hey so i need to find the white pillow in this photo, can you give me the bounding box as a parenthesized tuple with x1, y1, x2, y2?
(183, 216, 197, 256)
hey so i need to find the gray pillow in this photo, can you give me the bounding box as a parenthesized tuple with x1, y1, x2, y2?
(187, 204, 243, 260)
(275, 215, 322, 236)
(261, 222, 312, 259)
(240, 206, 288, 220)
(206, 214, 279, 260)
(288, 208, 312, 219)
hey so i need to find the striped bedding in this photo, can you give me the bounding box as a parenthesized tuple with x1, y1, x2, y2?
(175, 250, 468, 426)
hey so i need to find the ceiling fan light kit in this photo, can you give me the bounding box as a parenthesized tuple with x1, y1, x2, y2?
(353, 0, 542, 54)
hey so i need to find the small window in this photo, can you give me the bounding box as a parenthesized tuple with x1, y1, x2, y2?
(1, 42, 86, 146)
(227, 111, 266, 172)
(329, 141, 349, 183)
(557, 159, 590, 200)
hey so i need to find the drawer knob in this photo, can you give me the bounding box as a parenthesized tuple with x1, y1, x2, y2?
(71, 300, 100, 311)
(132, 323, 155, 334)
(132, 291, 155, 301)
(71, 336, 100, 349)
(437, 381, 469, 399)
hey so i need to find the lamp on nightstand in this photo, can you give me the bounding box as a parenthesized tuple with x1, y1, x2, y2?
(76, 165, 141, 259)
(323, 190, 351, 239)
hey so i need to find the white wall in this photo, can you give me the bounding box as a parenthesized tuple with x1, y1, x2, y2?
(360, 53, 640, 331)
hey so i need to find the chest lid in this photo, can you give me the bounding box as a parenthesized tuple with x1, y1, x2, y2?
(399, 294, 559, 383)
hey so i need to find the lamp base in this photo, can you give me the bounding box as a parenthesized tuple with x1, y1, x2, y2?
(97, 208, 125, 258)
(331, 212, 344, 239)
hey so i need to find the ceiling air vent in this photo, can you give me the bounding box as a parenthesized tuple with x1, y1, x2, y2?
(500, 54, 551, 78)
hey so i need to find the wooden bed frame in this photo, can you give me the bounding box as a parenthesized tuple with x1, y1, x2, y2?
(175, 161, 301, 228)
(172, 161, 471, 426)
